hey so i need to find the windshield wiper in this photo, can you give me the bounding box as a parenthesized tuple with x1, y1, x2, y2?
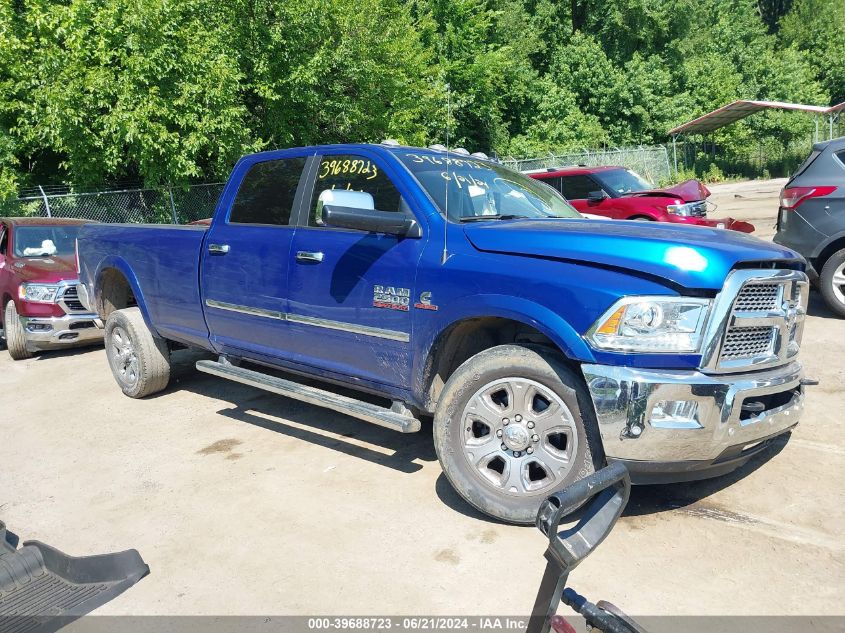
(459, 214, 535, 223)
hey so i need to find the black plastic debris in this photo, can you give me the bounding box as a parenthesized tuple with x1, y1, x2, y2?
(0, 521, 148, 633)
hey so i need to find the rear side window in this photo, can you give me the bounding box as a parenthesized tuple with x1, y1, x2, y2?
(560, 175, 599, 199)
(0, 226, 6, 255)
(835, 151, 845, 168)
(790, 149, 821, 181)
(229, 157, 306, 225)
(535, 176, 563, 194)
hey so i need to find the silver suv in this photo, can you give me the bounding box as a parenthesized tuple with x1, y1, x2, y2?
(774, 137, 845, 317)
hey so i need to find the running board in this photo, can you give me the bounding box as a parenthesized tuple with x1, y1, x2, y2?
(196, 359, 421, 433)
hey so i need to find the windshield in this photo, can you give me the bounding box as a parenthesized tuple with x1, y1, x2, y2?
(395, 150, 580, 221)
(13, 225, 82, 258)
(596, 168, 654, 195)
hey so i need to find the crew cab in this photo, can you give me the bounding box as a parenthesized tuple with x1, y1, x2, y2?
(76, 144, 808, 523)
(529, 166, 755, 233)
(0, 217, 102, 359)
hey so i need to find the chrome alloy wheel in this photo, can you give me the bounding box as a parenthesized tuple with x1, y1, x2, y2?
(108, 325, 139, 388)
(832, 261, 845, 304)
(461, 378, 579, 496)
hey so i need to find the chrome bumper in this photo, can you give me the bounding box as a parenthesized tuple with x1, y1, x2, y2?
(582, 361, 803, 466)
(20, 313, 104, 352)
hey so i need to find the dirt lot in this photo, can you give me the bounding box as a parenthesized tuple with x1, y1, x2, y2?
(1, 179, 843, 617)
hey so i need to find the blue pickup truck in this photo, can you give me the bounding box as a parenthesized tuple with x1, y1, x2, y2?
(76, 143, 809, 523)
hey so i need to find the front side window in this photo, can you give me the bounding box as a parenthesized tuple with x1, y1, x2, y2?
(13, 225, 82, 258)
(595, 169, 654, 195)
(560, 175, 601, 200)
(229, 157, 307, 225)
(309, 154, 404, 227)
(395, 151, 579, 221)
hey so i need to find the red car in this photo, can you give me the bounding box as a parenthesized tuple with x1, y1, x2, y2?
(529, 166, 754, 233)
(0, 217, 103, 359)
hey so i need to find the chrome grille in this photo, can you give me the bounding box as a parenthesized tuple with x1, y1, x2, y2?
(59, 285, 86, 313)
(720, 326, 775, 361)
(710, 271, 809, 372)
(732, 283, 780, 312)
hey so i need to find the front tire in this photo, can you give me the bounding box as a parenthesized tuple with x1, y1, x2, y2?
(105, 307, 171, 398)
(4, 301, 32, 360)
(819, 248, 845, 318)
(433, 344, 604, 524)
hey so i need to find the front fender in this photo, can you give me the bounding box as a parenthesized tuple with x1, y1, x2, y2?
(94, 256, 159, 337)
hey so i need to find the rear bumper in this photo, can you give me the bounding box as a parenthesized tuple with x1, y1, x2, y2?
(20, 313, 104, 352)
(582, 361, 803, 483)
(773, 227, 818, 282)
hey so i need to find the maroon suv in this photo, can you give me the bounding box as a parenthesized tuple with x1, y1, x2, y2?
(0, 217, 103, 359)
(529, 166, 754, 233)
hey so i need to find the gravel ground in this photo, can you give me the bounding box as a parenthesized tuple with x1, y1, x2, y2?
(1, 179, 843, 618)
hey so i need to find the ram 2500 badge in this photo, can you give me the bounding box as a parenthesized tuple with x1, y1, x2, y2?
(76, 143, 809, 523)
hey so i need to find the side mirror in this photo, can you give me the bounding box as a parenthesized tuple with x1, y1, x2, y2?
(323, 205, 421, 238)
(315, 189, 374, 226)
(587, 190, 607, 204)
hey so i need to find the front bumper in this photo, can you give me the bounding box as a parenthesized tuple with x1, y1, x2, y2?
(671, 215, 755, 233)
(582, 361, 803, 483)
(20, 313, 104, 352)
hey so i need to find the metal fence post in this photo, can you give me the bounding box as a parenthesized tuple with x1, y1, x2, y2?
(168, 187, 178, 224)
(38, 186, 52, 217)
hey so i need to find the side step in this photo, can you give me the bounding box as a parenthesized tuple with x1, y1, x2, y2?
(196, 359, 421, 433)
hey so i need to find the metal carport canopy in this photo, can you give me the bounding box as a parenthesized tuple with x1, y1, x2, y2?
(668, 100, 832, 136)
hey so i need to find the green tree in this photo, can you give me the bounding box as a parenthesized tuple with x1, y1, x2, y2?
(780, 0, 845, 104)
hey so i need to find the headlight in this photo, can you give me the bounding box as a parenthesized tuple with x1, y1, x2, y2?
(587, 296, 711, 353)
(18, 283, 60, 303)
(666, 201, 698, 216)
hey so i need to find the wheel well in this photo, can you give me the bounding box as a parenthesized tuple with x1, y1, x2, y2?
(422, 317, 572, 412)
(814, 237, 845, 273)
(96, 268, 137, 319)
(0, 293, 12, 326)
(629, 214, 655, 221)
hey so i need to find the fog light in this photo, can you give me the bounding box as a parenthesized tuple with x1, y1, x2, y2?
(25, 323, 52, 333)
(650, 400, 701, 429)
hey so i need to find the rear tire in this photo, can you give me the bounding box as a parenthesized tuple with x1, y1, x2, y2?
(104, 307, 171, 397)
(433, 344, 604, 524)
(4, 301, 32, 360)
(819, 249, 845, 318)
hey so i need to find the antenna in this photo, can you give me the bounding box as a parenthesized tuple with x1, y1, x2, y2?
(441, 83, 451, 265)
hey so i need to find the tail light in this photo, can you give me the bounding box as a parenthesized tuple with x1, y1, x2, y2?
(779, 186, 836, 210)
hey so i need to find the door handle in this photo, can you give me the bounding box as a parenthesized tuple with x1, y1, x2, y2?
(208, 243, 230, 255)
(296, 251, 324, 263)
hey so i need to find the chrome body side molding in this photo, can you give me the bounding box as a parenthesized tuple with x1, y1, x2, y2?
(204, 299, 410, 342)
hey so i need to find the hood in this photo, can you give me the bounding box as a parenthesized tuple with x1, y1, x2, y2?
(630, 179, 710, 202)
(6, 255, 78, 283)
(463, 219, 801, 291)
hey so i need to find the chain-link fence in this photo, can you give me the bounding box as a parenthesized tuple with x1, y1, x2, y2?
(0, 183, 225, 224)
(501, 145, 673, 185)
(1, 147, 673, 223)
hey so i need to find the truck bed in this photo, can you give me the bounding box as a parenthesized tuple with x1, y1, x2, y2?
(77, 224, 211, 349)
